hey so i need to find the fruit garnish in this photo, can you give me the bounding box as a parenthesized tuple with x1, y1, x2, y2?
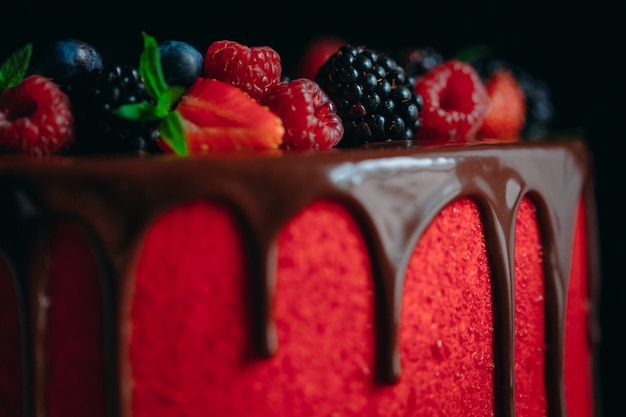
(203, 40, 282, 101)
(261, 78, 343, 151)
(31, 39, 103, 88)
(477, 69, 526, 139)
(413, 59, 489, 144)
(67, 65, 161, 155)
(516, 70, 554, 140)
(293, 36, 347, 80)
(0, 74, 75, 155)
(114, 32, 187, 155)
(0, 43, 32, 93)
(458, 46, 554, 141)
(396, 46, 445, 78)
(118, 34, 284, 155)
(315, 45, 422, 147)
(169, 77, 284, 153)
(159, 40, 204, 88)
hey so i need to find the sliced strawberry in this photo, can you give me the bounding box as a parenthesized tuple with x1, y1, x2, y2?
(167, 77, 284, 154)
(293, 36, 347, 80)
(261, 78, 343, 151)
(414, 60, 489, 144)
(0, 75, 75, 155)
(477, 69, 526, 139)
(203, 40, 282, 101)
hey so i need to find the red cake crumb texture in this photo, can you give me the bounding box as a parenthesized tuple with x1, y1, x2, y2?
(0, 32, 598, 417)
(0, 195, 592, 416)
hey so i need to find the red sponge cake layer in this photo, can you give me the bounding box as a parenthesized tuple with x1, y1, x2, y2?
(514, 198, 546, 416)
(44, 219, 107, 417)
(127, 195, 591, 416)
(0, 255, 22, 416)
(131, 198, 494, 416)
(564, 200, 594, 417)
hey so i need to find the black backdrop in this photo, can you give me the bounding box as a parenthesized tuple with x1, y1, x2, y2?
(2, 1, 623, 415)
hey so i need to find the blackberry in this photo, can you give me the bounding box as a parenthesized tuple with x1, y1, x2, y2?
(66, 64, 161, 155)
(315, 45, 422, 147)
(471, 57, 554, 140)
(516, 70, 554, 140)
(396, 46, 445, 78)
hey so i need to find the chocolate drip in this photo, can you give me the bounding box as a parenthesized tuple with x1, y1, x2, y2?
(0, 139, 599, 417)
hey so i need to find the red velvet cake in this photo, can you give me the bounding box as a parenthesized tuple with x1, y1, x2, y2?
(0, 35, 600, 417)
(0, 139, 600, 417)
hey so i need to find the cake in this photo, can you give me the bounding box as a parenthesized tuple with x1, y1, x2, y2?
(0, 36, 600, 417)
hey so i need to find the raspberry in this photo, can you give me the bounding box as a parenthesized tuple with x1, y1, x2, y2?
(203, 40, 282, 101)
(261, 78, 344, 151)
(414, 60, 489, 144)
(0, 75, 75, 155)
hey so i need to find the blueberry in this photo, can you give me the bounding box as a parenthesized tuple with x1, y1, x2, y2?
(159, 40, 203, 88)
(34, 39, 103, 86)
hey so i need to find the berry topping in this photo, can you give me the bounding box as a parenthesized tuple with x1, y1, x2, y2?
(315, 45, 422, 147)
(203, 40, 282, 101)
(170, 77, 284, 153)
(516, 70, 554, 140)
(396, 46, 445, 78)
(65, 64, 161, 155)
(466, 53, 554, 141)
(159, 40, 204, 88)
(31, 39, 103, 87)
(413, 59, 489, 144)
(293, 36, 347, 80)
(477, 68, 526, 140)
(0, 75, 75, 155)
(262, 78, 344, 150)
(0, 34, 557, 157)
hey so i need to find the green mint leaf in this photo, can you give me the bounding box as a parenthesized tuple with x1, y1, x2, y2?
(139, 32, 168, 101)
(115, 102, 162, 121)
(158, 110, 188, 156)
(156, 85, 186, 117)
(0, 43, 32, 91)
(454, 44, 493, 63)
(135, 33, 189, 156)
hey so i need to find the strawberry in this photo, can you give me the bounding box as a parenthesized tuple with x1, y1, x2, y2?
(293, 36, 346, 80)
(0, 75, 75, 155)
(261, 78, 343, 151)
(164, 77, 284, 154)
(477, 69, 526, 140)
(203, 40, 282, 101)
(413, 60, 489, 144)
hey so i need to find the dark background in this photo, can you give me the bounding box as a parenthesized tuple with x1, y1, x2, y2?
(2, 1, 623, 415)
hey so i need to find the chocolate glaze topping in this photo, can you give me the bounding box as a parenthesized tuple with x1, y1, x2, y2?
(0, 139, 600, 417)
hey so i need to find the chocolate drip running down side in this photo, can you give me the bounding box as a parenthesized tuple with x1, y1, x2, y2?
(0, 139, 599, 417)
